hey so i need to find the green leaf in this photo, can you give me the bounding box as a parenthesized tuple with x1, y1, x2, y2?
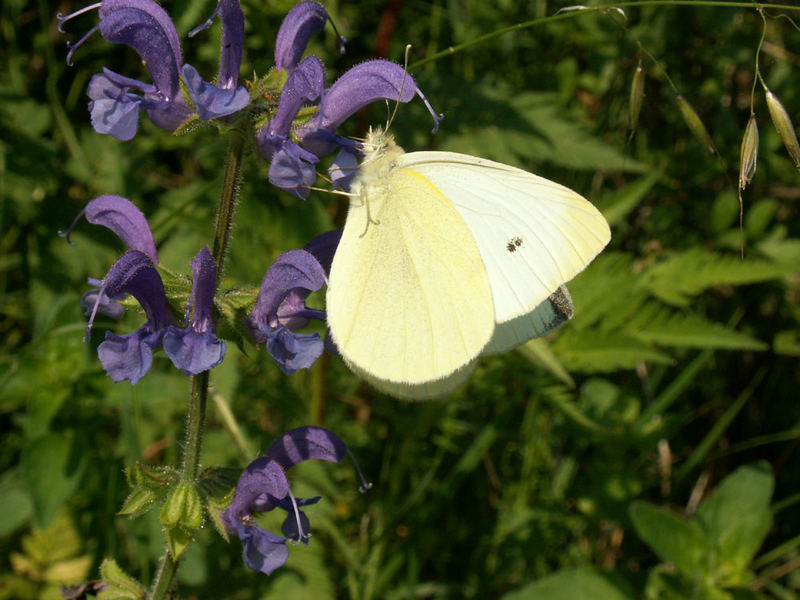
(22, 432, 86, 528)
(643, 249, 797, 307)
(553, 333, 674, 372)
(517, 337, 575, 387)
(500, 567, 632, 599)
(595, 169, 663, 227)
(696, 462, 773, 582)
(0, 472, 33, 535)
(773, 329, 800, 356)
(629, 501, 710, 577)
(628, 307, 768, 351)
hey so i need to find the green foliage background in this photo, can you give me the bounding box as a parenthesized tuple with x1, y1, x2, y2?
(1, 0, 799, 598)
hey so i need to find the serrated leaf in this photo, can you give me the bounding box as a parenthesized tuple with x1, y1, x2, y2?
(553, 334, 674, 372)
(630, 501, 710, 577)
(628, 308, 768, 350)
(501, 566, 632, 599)
(643, 249, 797, 307)
(696, 462, 773, 582)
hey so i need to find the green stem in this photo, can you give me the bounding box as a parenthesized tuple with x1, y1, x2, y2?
(213, 132, 245, 281)
(148, 131, 245, 600)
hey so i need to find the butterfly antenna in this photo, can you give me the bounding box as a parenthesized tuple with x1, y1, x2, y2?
(385, 44, 413, 133)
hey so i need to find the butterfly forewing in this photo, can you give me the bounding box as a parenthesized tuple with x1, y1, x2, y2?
(400, 152, 611, 324)
(326, 165, 495, 393)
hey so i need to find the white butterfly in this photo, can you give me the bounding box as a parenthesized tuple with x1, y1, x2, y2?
(326, 128, 610, 399)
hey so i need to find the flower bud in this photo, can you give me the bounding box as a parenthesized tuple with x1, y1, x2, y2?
(629, 64, 645, 133)
(160, 480, 203, 529)
(675, 94, 714, 153)
(765, 89, 800, 169)
(739, 115, 759, 190)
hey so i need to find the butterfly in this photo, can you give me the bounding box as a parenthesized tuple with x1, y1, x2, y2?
(326, 127, 610, 399)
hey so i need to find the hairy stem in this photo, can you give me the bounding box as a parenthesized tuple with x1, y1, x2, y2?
(148, 132, 245, 600)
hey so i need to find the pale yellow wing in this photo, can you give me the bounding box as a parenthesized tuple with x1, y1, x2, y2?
(399, 152, 610, 324)
(326, 168, 494, 399)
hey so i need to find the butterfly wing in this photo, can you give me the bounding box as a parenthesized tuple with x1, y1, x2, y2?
(326, 165, 495, 399)
(399, 152, 610, 325)
(482, 285, 573, 355)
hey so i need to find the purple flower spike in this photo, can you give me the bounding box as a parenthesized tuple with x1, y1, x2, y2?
(163, 247, 227, 376)
(222, 427, 370, 576)
(89, 250, 174, 384)
(274, 1, 342, 72)
(61, 194, 158, 263)
(183, 0, 249, 120)
(299, 60, 442, 156)
(250, 249, 328, 373)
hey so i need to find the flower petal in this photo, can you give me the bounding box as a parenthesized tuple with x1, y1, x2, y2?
(264, 327, 323, 374)
(241, 523, 290, 575)
(218, 0, 244, 89)
(250, 249, 327, 329)
(265, 426, 348, 469)
(163, 328, 226, 375)
(267, 142, 319, 199)
(89, 97, 141, 140)
(182, 64, 249, 120)
(97, 328, 158, 384)
(303, 229, 342, 274)
(74, 195, 158, 262)
(98, 0, 182, 100)
(101, 251, 172, 331)
(274, 1, 329, 72)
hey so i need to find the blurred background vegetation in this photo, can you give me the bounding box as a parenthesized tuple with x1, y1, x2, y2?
(1, 0, 799, 598)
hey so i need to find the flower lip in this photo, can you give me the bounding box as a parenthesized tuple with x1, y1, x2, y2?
(274, 1, 345, 72)
(60, 195, 158, 263)
(85, 250, 172, 342)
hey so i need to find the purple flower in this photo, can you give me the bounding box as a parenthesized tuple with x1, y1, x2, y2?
(274, 1, 343, 73)
(182, 0, 249, 120)
(89, 250, 174, 384)
(257, 56, 325, 198)
(58, 0, 192, 139)
(59, 0, 249, 139)
(163, 247, 226, 375)
(298, 60, 442, 157)
(61, 194, 159, 320)
(249, 247, 328, 374)
(222, 426, 371, 576)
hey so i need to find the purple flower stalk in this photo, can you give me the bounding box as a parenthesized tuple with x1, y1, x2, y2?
(222, 426, 371, 575)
